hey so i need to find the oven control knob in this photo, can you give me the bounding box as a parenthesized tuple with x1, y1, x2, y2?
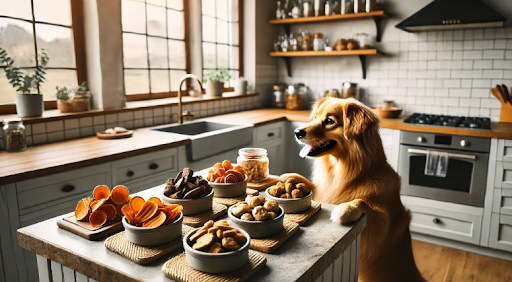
(417, 136, 426, 143)
(460, 140, 470, 147)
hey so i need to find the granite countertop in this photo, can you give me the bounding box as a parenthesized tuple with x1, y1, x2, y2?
(18, 185, 367, 282)
(3, 108, 512, 185)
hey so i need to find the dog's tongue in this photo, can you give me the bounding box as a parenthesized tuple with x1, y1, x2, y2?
(299, 145, 314, 158)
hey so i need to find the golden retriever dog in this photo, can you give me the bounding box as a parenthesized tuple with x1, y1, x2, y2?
(280, 98, 425, 282)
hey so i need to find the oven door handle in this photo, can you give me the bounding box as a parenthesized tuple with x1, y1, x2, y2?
(407, 149, 476, 160)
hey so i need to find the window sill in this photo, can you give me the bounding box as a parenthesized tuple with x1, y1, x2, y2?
(0, 92, 258, 125)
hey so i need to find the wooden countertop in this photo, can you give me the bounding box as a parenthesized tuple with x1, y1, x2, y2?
(2, 108, 512, 185)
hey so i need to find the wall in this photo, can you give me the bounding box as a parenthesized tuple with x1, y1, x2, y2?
(277, 0, 512, 121)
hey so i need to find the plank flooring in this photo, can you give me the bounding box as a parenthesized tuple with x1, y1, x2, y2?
(412, 240, 512, 282)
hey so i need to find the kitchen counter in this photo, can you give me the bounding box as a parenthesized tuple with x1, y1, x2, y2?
(17, 185, 366, 282)
(2, 108, 512, 185)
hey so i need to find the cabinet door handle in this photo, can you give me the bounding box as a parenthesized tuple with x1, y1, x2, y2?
(149, 163, 159, 170)
(267, 132, 275, 137)
(126, 170, 134, 177)
(433, 218, 442, 224)
(62, 185, 75, 192)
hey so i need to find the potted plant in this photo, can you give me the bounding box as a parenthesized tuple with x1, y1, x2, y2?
(203, 69, 231, 97)
(0, 47, 49, 118)
(56, 82, 91, 113)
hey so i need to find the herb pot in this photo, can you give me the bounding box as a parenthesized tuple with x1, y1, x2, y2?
(16, 94, 43, 118)
(205, 81, 224, 97)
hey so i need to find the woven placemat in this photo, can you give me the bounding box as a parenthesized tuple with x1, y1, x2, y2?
(250, 220, 300, 254)
(162, 250, 266, 282)
(104, 225, 193, 265)
(213, 188, 259, 206)
(284, 201, 322, 225)
(183, 203, 228, 227)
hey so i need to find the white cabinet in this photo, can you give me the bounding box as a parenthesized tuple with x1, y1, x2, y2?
(489, 213, 512, 252)
(253, 122, 286, 176)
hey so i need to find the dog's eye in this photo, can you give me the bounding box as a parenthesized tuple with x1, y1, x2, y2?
(324, 118, 335, 125)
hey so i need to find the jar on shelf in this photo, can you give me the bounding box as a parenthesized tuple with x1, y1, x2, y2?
(341, 0, 353, 14)
(341, 82, 359, 99)
(3, 118, 27, 152)
(355, 33, 374, 49)
(272, 85, 286, 108)
(285, 84, 305, 110)
(237, 148, 269, 183)
(312, 33, 324, 51)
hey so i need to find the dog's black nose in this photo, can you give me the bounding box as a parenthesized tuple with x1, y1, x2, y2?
(295, 128, 307, 139)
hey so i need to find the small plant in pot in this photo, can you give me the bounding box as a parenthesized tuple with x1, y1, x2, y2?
(0, 47, 49, 118)
(56, 82, 91, 113)
(203, 69, 231, 97)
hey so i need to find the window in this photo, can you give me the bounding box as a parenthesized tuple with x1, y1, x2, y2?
(0, 0, 83, 107)
(202, 0, 241, 87)
(121, 0, 188, 101)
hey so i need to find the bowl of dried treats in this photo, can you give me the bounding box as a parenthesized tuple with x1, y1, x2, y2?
(183, 220, 250, 273)
(163, 167, 213, 215)
(207, 160, 248, 198)
(265, 177, 312, 213)
(227, 195, 284, 239)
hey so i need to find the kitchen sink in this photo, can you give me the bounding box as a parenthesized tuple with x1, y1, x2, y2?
(153, 121, 253, 161)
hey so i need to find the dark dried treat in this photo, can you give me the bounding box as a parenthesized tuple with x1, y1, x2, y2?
(175, 177, 184, 190)
(163, 185, 176, 197)
(175, 171, 183, 182)
(170, 191, 183, 199)
(166, 178, 174, 185)
(184, 187, 203, 199)
(182, 167, 193, 182)
(165, 168, 213, 199)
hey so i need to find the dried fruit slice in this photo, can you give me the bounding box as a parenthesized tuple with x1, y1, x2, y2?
(111, 185, 129, 205)
(142, 211, 166, 228)
(165, 205, 183, 224)
(134, 201, 158, 223)
(75, 199, 90, 221)
(214, 176, 225, 183)
(90, 198, 107, 212)
(213, 163, 223, 169)
(225, 174, 238, 183)
(214, 168, 226, 177)
(93, 185, 110, 200)
(233, 165, 247, 176)
(222, 160, 233, 170)
(98, 204, 117, 221)
(147, 197, 163, 206)
(86, 198, 94, 205)
(226, 170, 244, 182)
(121, 204, 136, 225)
(89, 210, 108, 228)
(129, 196, 145, 214)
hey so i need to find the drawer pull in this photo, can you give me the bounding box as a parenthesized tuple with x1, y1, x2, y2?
(126, 170, 134, 177)
(267, 132, 275, 137)
(433, 218, 442, 224)
(149, 163, 159, 170)
(62, 185, 75, 192)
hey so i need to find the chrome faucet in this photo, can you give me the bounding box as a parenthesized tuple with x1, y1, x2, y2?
(177, 74, 203, 124)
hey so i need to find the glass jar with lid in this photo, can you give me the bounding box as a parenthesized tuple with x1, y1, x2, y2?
(237, 148, 269, 183)
(3, 118, 27, 152)
(312, 33, 324, 51)
(285, 84, 305, 110)
(272, 85, 286, 108)
(341, 82, 359, 99)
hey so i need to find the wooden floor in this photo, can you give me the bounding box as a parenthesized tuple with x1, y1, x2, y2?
(412, 240, 512, 282)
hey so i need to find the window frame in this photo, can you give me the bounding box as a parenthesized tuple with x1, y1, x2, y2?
(0, 0, 87, 115)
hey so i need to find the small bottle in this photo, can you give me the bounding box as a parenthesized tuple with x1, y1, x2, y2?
(325, 0, 331, 16)
(3, 118, 27, 152)
(291, 1, 300, 18)
(312, 33, 324, 51)
(281, 34, 290, 52)
(276, 1, 282, 19)
(237, 148, 269, 183)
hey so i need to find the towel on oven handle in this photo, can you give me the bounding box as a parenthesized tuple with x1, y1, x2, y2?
(424, 150, 448, 177)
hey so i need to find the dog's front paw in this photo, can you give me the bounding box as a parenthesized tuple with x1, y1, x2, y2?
(331, 202, 363, 225)
(279, 173, 307, 183)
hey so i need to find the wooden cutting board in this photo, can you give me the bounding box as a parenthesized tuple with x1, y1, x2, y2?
(57, 212, 124, 240)
(247, 175, 279, 191)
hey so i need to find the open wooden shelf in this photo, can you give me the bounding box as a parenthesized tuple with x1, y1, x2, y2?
(270, 49, 381, 57)
(270, 49, 381, 79)
(269, 11, 389, 25)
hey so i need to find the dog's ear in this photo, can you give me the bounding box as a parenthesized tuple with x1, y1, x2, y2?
(342, 101, 379, 140)
(310, 98, 329, 119)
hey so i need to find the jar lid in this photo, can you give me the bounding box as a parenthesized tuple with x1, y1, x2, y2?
(273, 85, 286, 91)
(313, 33, 323, 38)
(3, 118, 22, 125)
(342, 82, 358, 88)
(239, 148, 267, 157)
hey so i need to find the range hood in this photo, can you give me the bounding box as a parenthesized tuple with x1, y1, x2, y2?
(396, 0, 507, 32)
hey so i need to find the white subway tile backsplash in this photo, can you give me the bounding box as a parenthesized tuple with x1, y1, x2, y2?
(79, 117, 93, 127)
(483, 50, 505, 59)
(471, 88, 491, 98)
(65, 129, 80, 140)
(153, 108, 163, 116)
(32, 123, 46, 135)
(463, 50, 483, 59)
(93, 115, 105, 125)
(105, 114, 117, 124)
(48, 131, 64, 142)
(80, 126, 93, 137)
(46, 121, 63, 132)
(495, 39, 507, 49)
(64, 119, 79, 129)
(134, 119, 144, 128)
(481, 98, 501, 108)
(474, 60, 493, 69)
(473, 29, 484, 39)
(482, 69, 503, 78)
(472, 79, 491, 88)
(24, 124, 31, 136)
(450, 89, 470, 97)
(32, 133, 47, 145)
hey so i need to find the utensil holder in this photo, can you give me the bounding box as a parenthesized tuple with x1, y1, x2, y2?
(500, 102, 512, 123)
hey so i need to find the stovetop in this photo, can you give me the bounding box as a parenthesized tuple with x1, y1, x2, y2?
(403, 113, 491, 130)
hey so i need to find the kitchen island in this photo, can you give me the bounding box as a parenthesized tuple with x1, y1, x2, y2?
(17, 184, 366, 282)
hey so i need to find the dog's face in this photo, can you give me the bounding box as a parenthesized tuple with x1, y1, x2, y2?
(295, 98, 379, 158)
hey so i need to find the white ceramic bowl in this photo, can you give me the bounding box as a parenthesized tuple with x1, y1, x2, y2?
(162, 189, 213, 216)
(265, 188, 312, 214)
(122, 212, 183, 246)
(183, 227, 251, 273)
(209, 175, 248, 198)
(228, 205, 284, 239)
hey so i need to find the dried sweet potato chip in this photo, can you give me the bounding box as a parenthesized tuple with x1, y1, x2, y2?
(222, 160, 233, 170)
(129, 196, 145, 214)
(121, 204, 136, 225)
(75, 199, 90, 221)
(93, 185, 110, 200)
(89, 210, 107, 228)
(134, 201, 158, 223)
(224, 174, 237, 183)
(147, 197, 163, 206)
(111, 185, 129, 205)
(142, 211, 166, 228)
(165, 205, 183, 224)
(90, 198, 107, 212)
(98, 204, 117, 221)
(213, 163, 223, 169)
(215, 168, 226, 177)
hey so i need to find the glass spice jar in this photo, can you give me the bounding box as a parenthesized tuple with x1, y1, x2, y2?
(237, 148, 269, 183)
(285, 84, 305, 110)
(3, 118, 27, 152)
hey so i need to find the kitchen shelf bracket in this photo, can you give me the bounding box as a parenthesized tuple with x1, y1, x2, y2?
(358, 55, 367, 79)
(373, 16, 383, 42)
(283, 57, 292, 77)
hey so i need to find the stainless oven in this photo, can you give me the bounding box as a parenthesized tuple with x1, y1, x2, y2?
(398, 131, 490, 207)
